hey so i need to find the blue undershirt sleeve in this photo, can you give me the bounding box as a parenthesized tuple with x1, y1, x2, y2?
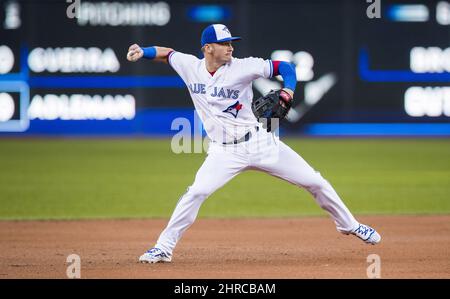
(278, 61, 297, 92)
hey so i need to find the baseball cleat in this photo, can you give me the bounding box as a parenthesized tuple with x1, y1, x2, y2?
(350, 223, 381, 245)
(139, 247, 172, 263)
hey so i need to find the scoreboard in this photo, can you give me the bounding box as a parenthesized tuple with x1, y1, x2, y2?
(0, 0, 449, 136)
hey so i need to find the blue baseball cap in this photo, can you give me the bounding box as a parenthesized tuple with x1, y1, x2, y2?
(201, 24, 241, 47)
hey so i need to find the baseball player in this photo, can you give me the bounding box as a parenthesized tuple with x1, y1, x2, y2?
(127, 24, 381, 264)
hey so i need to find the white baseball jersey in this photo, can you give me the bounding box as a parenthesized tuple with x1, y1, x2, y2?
(168, 51, 273, 143)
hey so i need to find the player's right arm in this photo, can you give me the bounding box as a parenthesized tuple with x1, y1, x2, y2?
(127, 44, 199, 83)
(126, 44, 174, 63)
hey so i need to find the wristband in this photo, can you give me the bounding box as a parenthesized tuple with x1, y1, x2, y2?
(142, 46, 157, 59)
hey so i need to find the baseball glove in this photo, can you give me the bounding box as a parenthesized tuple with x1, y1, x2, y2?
(251, 89, 293, 132)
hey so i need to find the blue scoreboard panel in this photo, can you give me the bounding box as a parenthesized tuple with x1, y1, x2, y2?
(0, 0, 449, 136)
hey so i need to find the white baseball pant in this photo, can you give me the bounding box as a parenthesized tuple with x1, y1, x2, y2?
(155, 127, 359, 255)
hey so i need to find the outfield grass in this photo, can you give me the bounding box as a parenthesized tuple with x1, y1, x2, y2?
(0, 138, 449, 220)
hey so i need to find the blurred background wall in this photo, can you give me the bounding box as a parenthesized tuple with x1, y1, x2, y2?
(0, 0, 449, 137)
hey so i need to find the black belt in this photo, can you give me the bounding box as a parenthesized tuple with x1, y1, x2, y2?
(222, 127, 259, 145)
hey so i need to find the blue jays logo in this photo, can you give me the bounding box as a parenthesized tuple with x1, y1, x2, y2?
(222, 101, 243, 118)
(222, 26, 231, 34)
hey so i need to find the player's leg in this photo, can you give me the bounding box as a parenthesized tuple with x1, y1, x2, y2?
(140, 144, 248, 263)
(252, 139, 379, 243)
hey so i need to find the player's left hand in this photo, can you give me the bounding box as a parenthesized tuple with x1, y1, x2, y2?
(251, 89, 293, 132)
(281, 88, 294, 99)
(279, 88, 294, 109)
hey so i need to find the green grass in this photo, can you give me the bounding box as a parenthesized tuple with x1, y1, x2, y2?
(0, 138, 449, 220)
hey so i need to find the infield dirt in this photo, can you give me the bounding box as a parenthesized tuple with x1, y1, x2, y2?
(1, 215, 449, 278)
